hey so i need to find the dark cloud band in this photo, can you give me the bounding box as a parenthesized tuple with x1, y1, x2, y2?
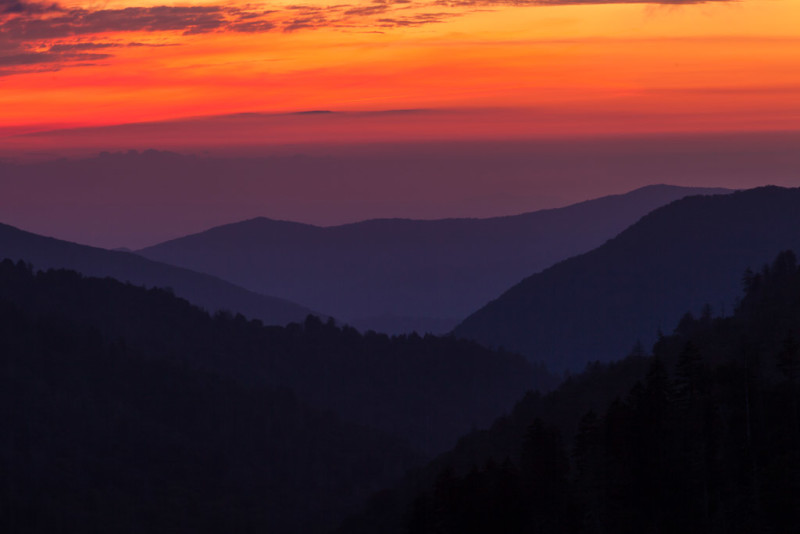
(0, 0, 735, 76)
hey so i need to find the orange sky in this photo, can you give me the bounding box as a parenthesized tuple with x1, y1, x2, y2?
(1, 0, 799, 147)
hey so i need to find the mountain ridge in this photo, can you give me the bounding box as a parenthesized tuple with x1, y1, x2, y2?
(138, 184, 732, 334)
(0, 222, 317, 326)
(454, 185, 800, 372)
(338, 248, 800, 534)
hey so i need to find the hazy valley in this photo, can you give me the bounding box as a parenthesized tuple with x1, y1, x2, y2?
(3, 183, 800, 534)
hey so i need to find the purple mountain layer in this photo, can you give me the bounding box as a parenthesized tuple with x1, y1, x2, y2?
(0, 222, 317, 325)
(139, 185, 731, 334)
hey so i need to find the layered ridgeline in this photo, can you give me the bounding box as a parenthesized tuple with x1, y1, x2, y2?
(0, 222, 314, 326)
(0, 260, 420, 534)
(0, 259, 548, 459)
(339, 250, 800, 534)
(138, 185, 729, 334)
(456, 186, 800, 373)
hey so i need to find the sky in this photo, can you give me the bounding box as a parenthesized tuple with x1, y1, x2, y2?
(1, 0, 799, 147)
(1, 0, 799, 247)
(2, 132, 799, 248)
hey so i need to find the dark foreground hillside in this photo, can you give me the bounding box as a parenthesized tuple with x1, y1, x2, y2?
(456, 186, 800, 372)
(0, 257, 550, 473)
(0, 261, 420, 534)
(341, 250, 800, 534)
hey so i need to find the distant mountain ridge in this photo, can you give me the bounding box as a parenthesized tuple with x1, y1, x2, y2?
(0, 222, 316, 325)
(138, 185, 731, 334)
(454, 186, 800, 372)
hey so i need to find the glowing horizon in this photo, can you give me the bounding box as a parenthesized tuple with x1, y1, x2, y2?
(1, 0, 799, 148)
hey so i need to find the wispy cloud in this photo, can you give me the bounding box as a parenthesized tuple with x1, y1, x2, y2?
(1, 4, 228, 40)
(0, 0, 736, 76)
(0, 38, 177, 76)
(0, 0, 61, 15)
(433, 0, 724, 5)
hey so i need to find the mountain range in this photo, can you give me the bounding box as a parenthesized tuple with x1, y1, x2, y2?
(6, 182, 800, 534)
(138, 185, 730, 334)
(0, 256, 548, 456)
(455, 186, 800, 372)
(339, 249, 800, 534)
(0, 222, 314, 326)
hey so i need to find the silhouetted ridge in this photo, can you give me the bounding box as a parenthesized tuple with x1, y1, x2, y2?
(455, 186, 800, 372)
(339, 249, 800, 534)
(0, 221, 316, 325)
(139, 185, 730, 335)
(0, 258, 549, 456)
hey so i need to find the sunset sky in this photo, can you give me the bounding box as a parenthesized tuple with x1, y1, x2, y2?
(1, 0, 799, 152)
(2, 0, 799, 247)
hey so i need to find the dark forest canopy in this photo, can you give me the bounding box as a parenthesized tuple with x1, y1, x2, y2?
(0, 258, 551, 533)
(340, 250, 800, 534)
(0, 257, 551, 457)
(0, 221, 316, 326)
(0, 264, 420, 534)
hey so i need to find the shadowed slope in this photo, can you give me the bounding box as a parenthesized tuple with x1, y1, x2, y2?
(0, 222, 316, 325)
(339, 249, 800, 534)
(455, 186, 800, 372)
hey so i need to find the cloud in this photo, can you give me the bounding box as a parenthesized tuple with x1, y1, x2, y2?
(433, 0, 729, 4)
(0, 48, 111, 67)
(0, 39, 167, 74)
(2, 5, 229, 40)
(0, 1, 272, 74)
(0, 37, 173, 76)
(0, 0, 60, 15)
(47, 42, 114, 51)
(229, 19, 276, 32)
(0, 0, 737, 76)
(344, 4, 391, 16)
(377, 12, 457, 27)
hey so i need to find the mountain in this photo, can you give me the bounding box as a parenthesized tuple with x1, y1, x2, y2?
(0, 259, 421, 534)
(455, 186, 800, 373)
(0, 222, 315, 325)
(138, 185, 730, 334)
(0, 259, 550, 456)
(338, 250, 800, 534)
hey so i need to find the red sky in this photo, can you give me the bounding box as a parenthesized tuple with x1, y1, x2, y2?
(1, 0, 799, 153)
(1, 0, 798, 248)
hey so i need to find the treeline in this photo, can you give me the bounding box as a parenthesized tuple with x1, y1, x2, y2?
(0, 258, 553, 533)
(349, 251, 800, 534)
(0, 259, 551, 455)
(0, 277, 419, 534)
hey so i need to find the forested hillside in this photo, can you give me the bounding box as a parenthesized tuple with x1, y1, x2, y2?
(0, 259, 549, 458)
(0, 261, 420, 534)
(341, 250, 800, 534)
(0, 222, 315, 326)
